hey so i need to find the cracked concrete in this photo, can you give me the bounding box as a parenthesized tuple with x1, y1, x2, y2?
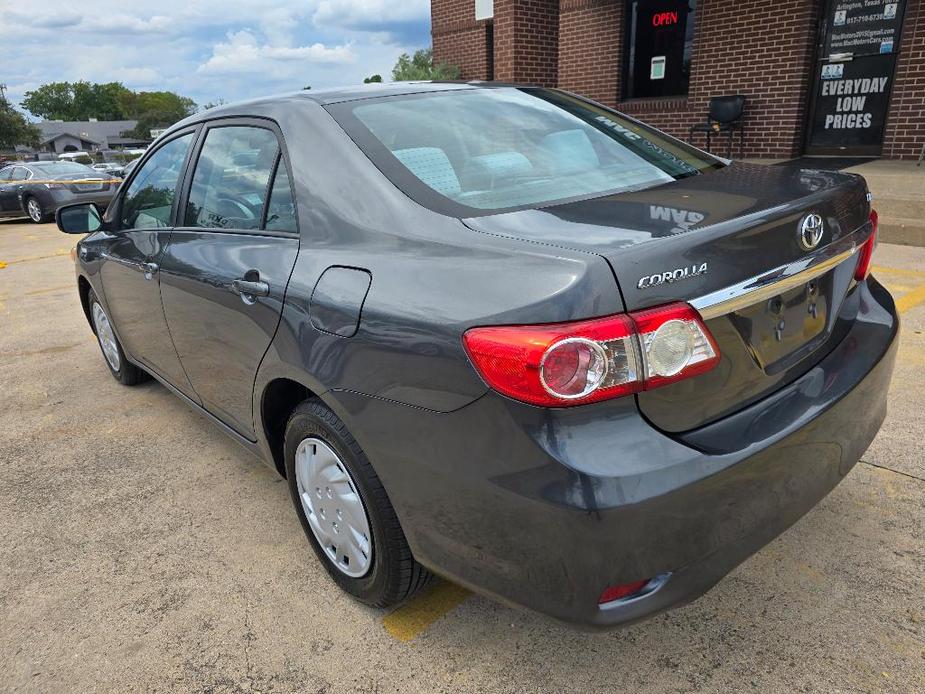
(0, 220, 923, 693)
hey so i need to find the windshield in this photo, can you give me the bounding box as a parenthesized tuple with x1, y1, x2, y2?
(329, 88, 723, 216)
(32, 162, 97, 176)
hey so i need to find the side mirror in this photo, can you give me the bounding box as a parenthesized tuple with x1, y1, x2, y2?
(57, 203, 102, 234)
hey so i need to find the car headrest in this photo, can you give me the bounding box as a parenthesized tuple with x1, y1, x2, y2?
(540, 129, 600, 174)
(392, 147, 461, 197)
(466, 152, 533, 183)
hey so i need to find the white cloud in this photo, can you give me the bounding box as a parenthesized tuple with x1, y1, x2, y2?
(0, 0, 430, 114)
(86, 14, 173, 34)
(313, 0, 430, 26)
(197, 30, 355, 75)
(110, 67, 162, 84)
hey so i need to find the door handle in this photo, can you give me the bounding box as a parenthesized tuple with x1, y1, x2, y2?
(232, 278, 270, 304)
(143, 262, 159, 280)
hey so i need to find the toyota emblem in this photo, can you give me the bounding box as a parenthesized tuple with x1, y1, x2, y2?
(799, 213, 825, 251)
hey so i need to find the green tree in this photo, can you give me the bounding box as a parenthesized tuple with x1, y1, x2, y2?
(22, 81, 135, 120)
(391, 49, 460, 81)
(21, 81, 197, 138)
(127, 91, 197, 139)
(363, 74, 383, 84)
(0, 87, 41, 149)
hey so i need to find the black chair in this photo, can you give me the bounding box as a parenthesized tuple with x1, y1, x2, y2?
(689, 95, 747, 158)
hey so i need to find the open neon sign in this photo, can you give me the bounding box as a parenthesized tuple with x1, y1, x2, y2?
(652, 11, 679, 26)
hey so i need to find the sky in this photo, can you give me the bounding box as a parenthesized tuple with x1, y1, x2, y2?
(0, 0, 432, 118)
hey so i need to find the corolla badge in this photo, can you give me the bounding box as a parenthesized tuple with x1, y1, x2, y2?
(799, 213, 825, 251)
(637, 262, 708, 289)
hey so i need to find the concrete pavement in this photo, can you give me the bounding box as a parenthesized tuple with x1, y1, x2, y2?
(0, 219, 923, 693)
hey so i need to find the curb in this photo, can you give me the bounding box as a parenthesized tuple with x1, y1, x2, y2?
(880, 221, 925, 248)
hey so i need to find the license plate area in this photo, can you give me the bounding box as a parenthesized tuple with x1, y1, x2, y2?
(75, 183, 104, 192)
(729, 272, 833, 375)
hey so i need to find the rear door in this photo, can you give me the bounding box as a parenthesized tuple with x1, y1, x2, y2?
(158, 119, 300, 439)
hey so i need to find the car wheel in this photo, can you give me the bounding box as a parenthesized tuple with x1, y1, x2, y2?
(88, 289, 149, 386)
(285, 399, 432, 607)
(25, 196, 49, 224)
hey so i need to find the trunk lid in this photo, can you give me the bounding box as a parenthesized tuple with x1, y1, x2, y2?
(462, 163, 873, 431)
(56, 172, 109, 193)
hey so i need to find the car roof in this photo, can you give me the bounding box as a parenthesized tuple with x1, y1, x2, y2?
(163, 81, 526, 139)
(297, 80, 515, 105)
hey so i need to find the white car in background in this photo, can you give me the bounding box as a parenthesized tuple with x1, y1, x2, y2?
(91, 162, 124, 177)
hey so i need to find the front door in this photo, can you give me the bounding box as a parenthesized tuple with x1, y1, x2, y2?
(805, 0, 907, 156)
(99, 130, 199, 400)
(158, 122, 299, 439)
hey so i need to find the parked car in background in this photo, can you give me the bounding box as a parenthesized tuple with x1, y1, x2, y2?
(56, 84, 896, 629)
(119, 157, 141, 178)
(92, 162, 124, 177)
(0, 161, 118, 223)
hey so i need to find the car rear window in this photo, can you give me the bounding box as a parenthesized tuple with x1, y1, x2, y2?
(328, 88, 723, 216)
(31, 162, 97, 176)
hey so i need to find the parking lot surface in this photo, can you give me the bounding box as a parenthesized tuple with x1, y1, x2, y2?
(1, 218, 923, 693)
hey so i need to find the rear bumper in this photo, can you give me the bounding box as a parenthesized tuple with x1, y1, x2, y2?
(329, 278, 898, 629)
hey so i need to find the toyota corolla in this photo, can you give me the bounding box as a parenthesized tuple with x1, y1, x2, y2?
(56, 83, 897, 629)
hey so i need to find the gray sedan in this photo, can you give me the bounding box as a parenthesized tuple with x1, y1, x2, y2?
(0, 161, 119, 223)
(55, 83, 897, 629)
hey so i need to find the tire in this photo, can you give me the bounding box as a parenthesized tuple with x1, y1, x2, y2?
(87, 289, 149, 386)
(284, 399, 432, 607)
(25, 196, 50, 224)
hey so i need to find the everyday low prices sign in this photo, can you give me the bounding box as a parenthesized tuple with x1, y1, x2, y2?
(807, 1, 907, 153)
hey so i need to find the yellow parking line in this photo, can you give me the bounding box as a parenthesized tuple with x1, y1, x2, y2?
(873, 264, 925, 279)
(0, 250, 70, 266)
(24, 284, 74, 297)
(382, 581, 471, 642)
(896, 281, 925, 314)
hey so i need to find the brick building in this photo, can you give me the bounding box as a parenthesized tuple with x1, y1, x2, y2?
(432, 0, 924, 160)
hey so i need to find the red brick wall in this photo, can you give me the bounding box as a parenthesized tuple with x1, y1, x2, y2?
(558, 0, 622, 106)
(494, 0, 560, 85)
(432, 0, 494, 80)
(884, 0, 925, 160)
(559, 0, 821, 159)
(432, 0, 924, 159)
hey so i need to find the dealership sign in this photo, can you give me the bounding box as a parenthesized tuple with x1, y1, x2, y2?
(807, 1, 907, 154)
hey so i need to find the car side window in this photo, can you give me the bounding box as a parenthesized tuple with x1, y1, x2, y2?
(0, 168, 12, 182)
(11, 167, 29, 181)
(184, 126, 279, 231)
(120, 133, 194, 230)
(264, 159, 297, 233)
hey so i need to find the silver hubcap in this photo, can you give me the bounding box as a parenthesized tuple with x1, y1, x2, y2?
(295, 438, 373, 577)
(27, 199, 42, 221)
(92, 302, 121, 371)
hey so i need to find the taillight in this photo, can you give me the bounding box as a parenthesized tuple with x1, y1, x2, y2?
(44, 182, 66, 190)
(463, 302, 720, 407)
(598, 580, 650, 604)
(855, 209, 878, 281)
(632, 303, 721, 390)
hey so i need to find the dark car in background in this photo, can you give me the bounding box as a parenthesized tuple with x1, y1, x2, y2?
(0, 161, 118, 223)
(56, 83, 897, 629)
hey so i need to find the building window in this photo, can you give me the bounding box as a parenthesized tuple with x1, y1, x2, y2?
(475, 0, 493, 21)
(623, 0, 697, 99)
